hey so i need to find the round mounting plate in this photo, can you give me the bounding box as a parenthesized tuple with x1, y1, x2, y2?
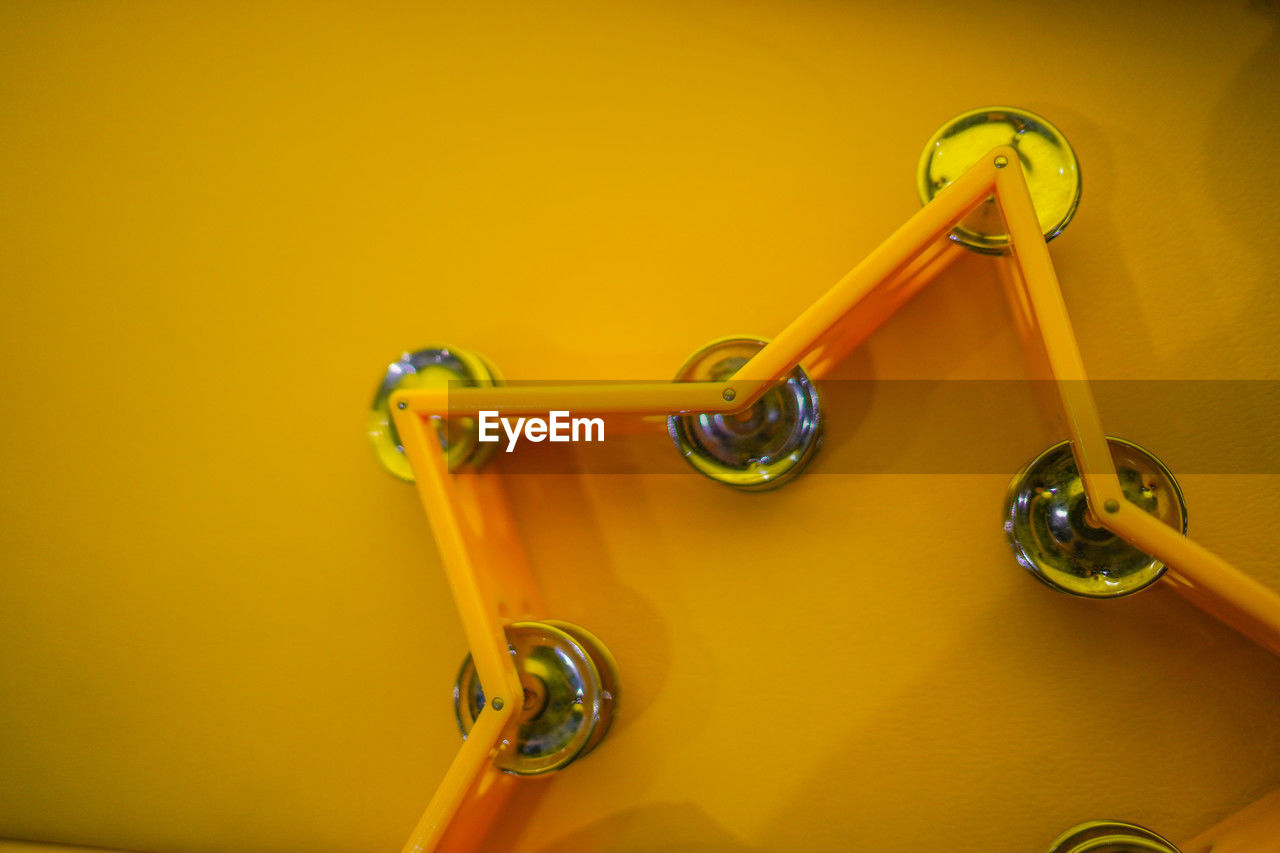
(918, 106, 1081, 254)
(454, 620, 615, 776)
(366, 346, 501, 481)
(667, 336, 822, 491)
(1005, 437, 1187, 598)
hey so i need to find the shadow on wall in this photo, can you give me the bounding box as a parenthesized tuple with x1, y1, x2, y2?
(755, 580, 1280, 851)
(536, 801, 758, 852)
(1196, 5, 1280, 379)
(1206, 10, 1279, 269)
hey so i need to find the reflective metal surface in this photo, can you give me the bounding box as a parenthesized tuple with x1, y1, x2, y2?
(918, 106, 1081, 253)
(366, 346, 501, 481)
(1005, 438, 1188, 598)
(1048, 820, 1182, 853)
(668, 337, 822, 491)
(454, 621, 616, 776)
(544, 619, 618, 758)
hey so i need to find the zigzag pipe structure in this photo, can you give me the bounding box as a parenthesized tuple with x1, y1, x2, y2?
(387, 144, 1280, 852)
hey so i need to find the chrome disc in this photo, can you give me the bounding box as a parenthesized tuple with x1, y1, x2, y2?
(366, 346, 501, 481)
(1047, 820, 1181, 853)
(668, 336, 822, 491)
(1005, 438, 1187, 598)
(543, 619, 618, 758)
(918, 106, 1081, 254)
(454, 620, 616, 776)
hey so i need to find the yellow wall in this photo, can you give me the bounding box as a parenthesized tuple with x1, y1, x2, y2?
(2, 2, 1278, 850)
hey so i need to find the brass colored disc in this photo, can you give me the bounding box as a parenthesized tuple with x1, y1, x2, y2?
(668, 336, 822, 491)
(1047, 820, 1182, 853)
(366, 346, 501, 481)
(918, 106, 1081, 253)
(543, 619, 618, 758)
(454, 621, 616, 776)
(1005, 438, 1187, 598)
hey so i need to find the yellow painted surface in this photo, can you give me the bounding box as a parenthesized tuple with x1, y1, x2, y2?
(2, 2, 1279, 851)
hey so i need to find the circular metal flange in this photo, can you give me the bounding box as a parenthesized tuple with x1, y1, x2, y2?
(543, 619, 618, 759)
(918, 106, 1081, 254)
(667, 336, 822, 491)
(366, 346, 501, 481)
(1048, 820, 1181, 853)
(1005, 437, 1188, 598)
(454, 620, 616, 776)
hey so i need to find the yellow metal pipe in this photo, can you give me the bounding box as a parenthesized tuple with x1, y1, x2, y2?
(993, 149, 1122, 504)
(734, 152, 999, 390)
(1108, 504, 1280, 658)
(393, 381, 737, 418)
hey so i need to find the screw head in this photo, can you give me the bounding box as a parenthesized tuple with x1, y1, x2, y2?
(722, 388, 736, 402)
(396, 400, 407, 410)
(1104, 499, 1120, 514)
(994, 155, 1008, 168)
(491, 697, 505, 711)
